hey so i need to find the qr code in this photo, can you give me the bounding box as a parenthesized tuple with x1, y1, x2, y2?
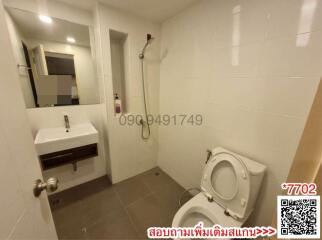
(277, 196, 320, 239)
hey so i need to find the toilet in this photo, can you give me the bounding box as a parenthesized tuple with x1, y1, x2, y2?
(172, 147, 266, 234)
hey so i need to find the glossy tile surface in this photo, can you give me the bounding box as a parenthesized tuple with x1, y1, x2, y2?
(49, 167, 189, 239)
(158, 0, 322, 227)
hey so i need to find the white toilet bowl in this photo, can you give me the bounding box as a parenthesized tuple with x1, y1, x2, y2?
(172, 193, 243, 228)
(172, 147, 266, 239)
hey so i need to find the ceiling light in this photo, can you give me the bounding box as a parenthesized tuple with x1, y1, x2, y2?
(39, 15, 52, 24)
(67, 37, 76, 43)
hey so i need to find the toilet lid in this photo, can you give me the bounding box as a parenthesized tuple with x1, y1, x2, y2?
(200, 152, 250, 220)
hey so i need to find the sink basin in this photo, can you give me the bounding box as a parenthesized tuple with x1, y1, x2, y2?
(35, 123, 99, 155)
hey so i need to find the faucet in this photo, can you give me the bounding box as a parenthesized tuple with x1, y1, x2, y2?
(64, 115, 70, 132)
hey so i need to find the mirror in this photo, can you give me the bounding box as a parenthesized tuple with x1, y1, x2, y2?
(4, 7, 100, 108)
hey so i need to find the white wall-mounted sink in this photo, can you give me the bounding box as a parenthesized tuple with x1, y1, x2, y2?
(35, 123, 99, 155)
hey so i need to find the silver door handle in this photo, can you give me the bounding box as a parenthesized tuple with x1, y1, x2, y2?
(33, 177, 59, 197)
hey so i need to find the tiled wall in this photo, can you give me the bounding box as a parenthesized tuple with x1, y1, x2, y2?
(158, 0, 321, 226)
(95, 3, 161, 183)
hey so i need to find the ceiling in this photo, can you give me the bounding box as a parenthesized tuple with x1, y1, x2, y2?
(55, 0, 199, 23)
(7, 8, 90, 47)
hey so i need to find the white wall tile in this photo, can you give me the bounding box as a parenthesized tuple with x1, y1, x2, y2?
(158, 0, 321, 226)
(212, 43, 262, 77)
(96, 3, 161, 182)
(267, 0, 322, 39)
(258, 31, 322, 77)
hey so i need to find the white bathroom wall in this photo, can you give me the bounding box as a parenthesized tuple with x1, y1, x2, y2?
(3, 0, 108, 191)
(95, 3, 161, 183)
(26, 38, 99, 105)
(158, 0, 322, 226)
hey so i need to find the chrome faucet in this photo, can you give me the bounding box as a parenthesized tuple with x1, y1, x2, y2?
(64, 115, 70, 132)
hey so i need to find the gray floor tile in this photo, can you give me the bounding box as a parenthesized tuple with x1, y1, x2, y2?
(86, 211, 139, 239)
(50, 170, 186, 240)
(49, 176, 112, 210)
(81, 187, 124, 227)
(52, 200, 85, 231)
(55, 223, 87, 240)
(126, 195, 168, 238)
(114, 175, 151, 206)
(138, 167, 175, 192)
(71, 175, 113, 200)
(49, 189, 82, 211)
(153, 182, 186, 219)
(83, 192, 124, 226)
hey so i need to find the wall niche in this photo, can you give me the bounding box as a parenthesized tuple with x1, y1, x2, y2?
(109, 29, 128, 114)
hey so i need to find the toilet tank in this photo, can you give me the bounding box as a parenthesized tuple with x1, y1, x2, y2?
(238, 153, 266, 219)
(212, 147, 266, 220)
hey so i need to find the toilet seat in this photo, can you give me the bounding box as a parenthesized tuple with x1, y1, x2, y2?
(201, 152, 250, 220)
(172, 193, 243, 228)
(172, 147, 267, 238)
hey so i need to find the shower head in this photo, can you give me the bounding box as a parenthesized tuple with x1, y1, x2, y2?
(147, 33, 154, 43)
(139, 33, 155, 59)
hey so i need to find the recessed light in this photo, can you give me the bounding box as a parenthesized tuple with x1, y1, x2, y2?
(67, 37, 76, 43)
(39, 15, 52, 24)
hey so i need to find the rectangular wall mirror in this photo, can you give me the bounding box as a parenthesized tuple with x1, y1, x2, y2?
(5, 7, 100, 108)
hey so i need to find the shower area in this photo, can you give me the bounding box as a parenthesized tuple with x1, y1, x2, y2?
(102, 8, 160, 183)
(110, 30, 154, 140)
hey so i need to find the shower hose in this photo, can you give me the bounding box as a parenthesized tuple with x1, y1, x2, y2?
(140, 58, 151, 140)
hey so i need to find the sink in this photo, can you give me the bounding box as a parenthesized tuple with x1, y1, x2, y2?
(35, 123, 99, 155)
